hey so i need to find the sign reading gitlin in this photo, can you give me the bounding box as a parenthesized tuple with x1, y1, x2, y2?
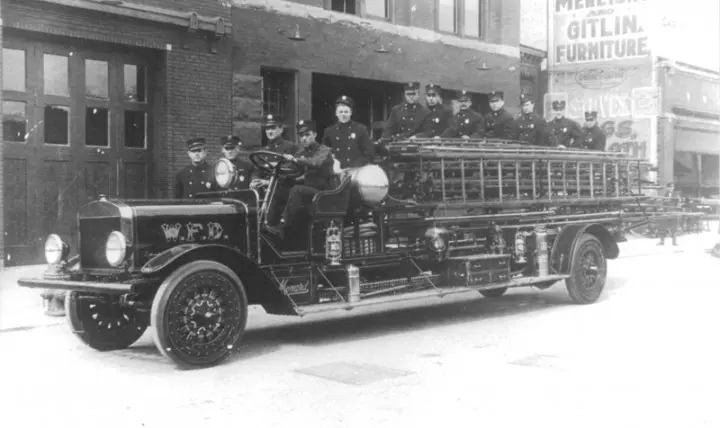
(550, 0, 650, 67)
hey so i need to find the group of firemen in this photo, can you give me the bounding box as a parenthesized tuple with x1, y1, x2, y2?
(174, 82, 607, 244)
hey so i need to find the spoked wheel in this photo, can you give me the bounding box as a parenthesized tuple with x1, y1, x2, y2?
(565, 234, 607, 304)
(66, 291, 147, 351)
(151, 260, 248, 369)
(479, 287, 508, 298)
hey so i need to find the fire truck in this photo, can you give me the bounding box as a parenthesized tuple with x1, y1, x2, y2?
(17, 138, 683, 368)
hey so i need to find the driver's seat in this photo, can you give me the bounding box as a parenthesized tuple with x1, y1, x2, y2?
(310, 175, 353, 218)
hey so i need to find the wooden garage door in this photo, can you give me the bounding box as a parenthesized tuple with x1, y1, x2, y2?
(2, 36, 154, 266)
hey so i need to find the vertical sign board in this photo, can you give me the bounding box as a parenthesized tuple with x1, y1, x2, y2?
(548, 0, 657, 165)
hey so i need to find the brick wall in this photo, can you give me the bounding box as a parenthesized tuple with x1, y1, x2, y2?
(231, 5, 522, 143)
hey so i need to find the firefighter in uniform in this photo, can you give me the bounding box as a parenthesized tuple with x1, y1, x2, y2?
(380, 81, 428, 142)
(547, 100, 582, 148)
(483, 90, 514, 140)
(219, 135, 253, 190)
(267, 120, 334, 243)
(415, 83, 453, 138)
(175, 137, 216, 198)
(322, 95, 375, 168)
(513, 94, 548, 146)
(578, 111, 607, 151)
(442, 90, 484, 138)
(258, 114, 297, 225)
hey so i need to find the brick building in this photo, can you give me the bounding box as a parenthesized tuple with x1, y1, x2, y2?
(1, 0, 234, 266)
(230, 0, 523, 144)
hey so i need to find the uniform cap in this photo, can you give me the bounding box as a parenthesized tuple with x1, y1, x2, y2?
(584, 111, 598, 120)
(221, 135, 242, 149)
(457, 90, 471, 101)
(335, 95, 355, 109)
(489, 90, 504, 101)
(263, 114, 283, 128)
(296, 119, 316, 134)
(552, 100, 567, 111)
(186, 137, 206, 150)
(404, 82, 421, 92)
(520, 94, 534, 105)
(425, 83, 442, 94)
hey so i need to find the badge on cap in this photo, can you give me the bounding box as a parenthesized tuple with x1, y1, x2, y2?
(350, 133, 356, 139)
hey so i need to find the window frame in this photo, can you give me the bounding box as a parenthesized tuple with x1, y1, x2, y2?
(435, 0, 459, 35)
(459, 0, 488, 40)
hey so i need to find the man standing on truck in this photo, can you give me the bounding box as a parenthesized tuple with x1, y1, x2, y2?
(380, 82, 428, 142)
(414, 83, 453, 139)
(442, 90, 485, 139)
(322, 95, 375, 168)
(483, 90, 514, 140)
(578, 111, 607, 151)
(267, 119, 334, 243)
(547, 100, 582, 148)
(175, 137, 216, 199)
(512, 94, 547, 145)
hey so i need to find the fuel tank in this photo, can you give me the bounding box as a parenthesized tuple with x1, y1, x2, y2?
(345, 164, 390, 207)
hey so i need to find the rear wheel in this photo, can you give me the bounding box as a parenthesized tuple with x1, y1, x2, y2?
(565, 234, 607, 304)
(66, 291, 147, 351)
(479, 287, 507, 298)
(151, 260, 248, 369)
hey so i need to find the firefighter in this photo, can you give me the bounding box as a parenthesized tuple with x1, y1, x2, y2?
(380, 82, 428, 142)
(267, 120, 334, 243)
(579, 111, 607, 151)
(263, 114, 295, 155)
(415, 83, 453, 138)
(219, 135, 253, 190)
(483, 90, 514, 140)
(512, 94, 547, 146)
(442, 90, 485, 138)
(258, 114, 296, 226)
(322, 95, 375, 168)
(547, 100, 582, 148)
(175, 137, 216, 199)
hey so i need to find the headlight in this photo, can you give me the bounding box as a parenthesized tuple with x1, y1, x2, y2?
(424, 227, 449, 260)
(105, 231, 127, 267)
(214, 158, 235, 188)
(44, 234, 69, 265)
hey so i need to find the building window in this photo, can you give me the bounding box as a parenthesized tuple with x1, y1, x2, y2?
(43, 54, 69, 97)
(44, 105, 70, 145)
(463, 0, 484, 38)
(124, 110, 147, 148)
(3, 48, 26, 92)
(365, 0, 389, 18)
(438, 0, 458, 33)
(2, 101, 27, 142)
(86, 108, 110, 147)
(124, 64, 147, 103)
(85, 59, 109, 100)
(331, 0, 356, 14)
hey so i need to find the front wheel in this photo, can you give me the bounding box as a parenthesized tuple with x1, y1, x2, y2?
(66, 291, 147, 351)
(151, 260, 248, 369)
(565, 234, 607, 304)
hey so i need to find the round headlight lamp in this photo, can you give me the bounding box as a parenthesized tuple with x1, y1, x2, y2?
(105, 231, 128, 267)
(44, 234, 69, 265)
(214, 158, 236, 189)
(424, 227, 449, 261)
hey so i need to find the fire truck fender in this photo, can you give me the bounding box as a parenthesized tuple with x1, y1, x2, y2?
(550, 223, 619, 274)
(140, 244, 297, 316)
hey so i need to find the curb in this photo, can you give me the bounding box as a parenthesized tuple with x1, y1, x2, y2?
(0, 321, 65, 334)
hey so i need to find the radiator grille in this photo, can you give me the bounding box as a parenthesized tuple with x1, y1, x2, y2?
(79, 217, 122, 269)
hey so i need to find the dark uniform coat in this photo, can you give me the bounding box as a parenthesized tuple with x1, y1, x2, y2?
(416, 104, 454, 138)
(175, 161, 216, 198)
(547, 117, 582, 147)
(483, 108, 515, 139)
(442, 108, 485, 138)
(513, 112, 548, 146)
(294, 142, 334, 191)
(381, 103, 429, 140)
(322, 121, 375, 168)
(265, 137, 295, 155)
(578, 125, 607, 151)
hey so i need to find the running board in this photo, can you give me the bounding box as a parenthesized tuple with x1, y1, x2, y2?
(296, 274, 569, 316)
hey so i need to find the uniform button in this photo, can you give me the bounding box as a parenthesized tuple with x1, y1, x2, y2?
(189, 181, 193, 185)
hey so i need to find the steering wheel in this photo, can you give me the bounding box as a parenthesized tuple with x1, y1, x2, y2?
(249, 150, 304, 179)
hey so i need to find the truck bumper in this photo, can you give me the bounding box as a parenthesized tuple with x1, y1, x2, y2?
(17, 278, 133, 295)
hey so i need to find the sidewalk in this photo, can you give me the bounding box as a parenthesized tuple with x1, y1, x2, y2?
(1, 232, 717, 334)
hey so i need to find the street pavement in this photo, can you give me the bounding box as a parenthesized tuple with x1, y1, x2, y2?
(0, 233, 718, 428)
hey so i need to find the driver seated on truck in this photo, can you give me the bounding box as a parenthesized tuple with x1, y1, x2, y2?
(265, 119, 334, 239)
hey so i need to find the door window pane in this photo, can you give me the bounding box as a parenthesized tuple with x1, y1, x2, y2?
(85, 59, 109, 100)
(438, 0, 457, 33)
(366, 0, 387, 18)
(45, 105, 70, 145)
(86, 108, 109, 147)
(2, 101, 27, 142)
(125, 110, 146, 148)
(44, 54, 70, 97)
(3, 49, 26, 92)
(464, 0, 480, 37)
(124, 64, 147, 102)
